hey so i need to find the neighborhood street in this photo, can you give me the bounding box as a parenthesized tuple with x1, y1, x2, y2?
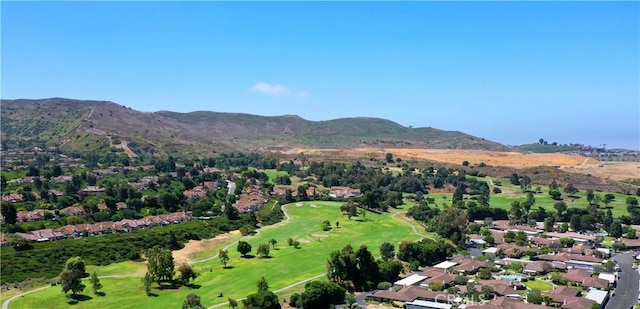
(606, 252, 639, 309)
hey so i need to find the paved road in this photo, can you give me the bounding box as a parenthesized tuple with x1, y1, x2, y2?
(606, 252, 639, 309)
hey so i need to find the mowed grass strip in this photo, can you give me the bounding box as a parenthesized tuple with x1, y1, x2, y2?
(9, 201, 421, 309)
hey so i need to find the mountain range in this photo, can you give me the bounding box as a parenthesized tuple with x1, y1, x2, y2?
(1, 98, 509, 156)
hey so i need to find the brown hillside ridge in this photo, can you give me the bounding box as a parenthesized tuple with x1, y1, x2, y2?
(285, 147, 640, 181)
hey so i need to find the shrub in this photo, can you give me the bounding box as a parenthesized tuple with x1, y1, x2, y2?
(377, 281, 392, 290)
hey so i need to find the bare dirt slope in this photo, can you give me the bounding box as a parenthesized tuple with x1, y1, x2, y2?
(285, 147, 639, 181)
(172, 231, 241, 264)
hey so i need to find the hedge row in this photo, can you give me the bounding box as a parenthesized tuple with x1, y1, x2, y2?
(1, 217, 248, 284)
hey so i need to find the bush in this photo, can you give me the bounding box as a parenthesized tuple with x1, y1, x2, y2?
(377, 281, 392, 290)
(428, 282, 444, 291)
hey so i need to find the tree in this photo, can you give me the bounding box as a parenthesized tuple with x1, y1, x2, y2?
(509, 201, 524, 225)
(1, 203, 17, 225)
(228, 298, 238, 309)
(549, 189, 562, 200)
(431, 207, 468, 245)
(379, 242, 395, 261)
(269, 238, 278, 249)
(257, 276, 270, 292)
(237, 241, 252, 257)
(321, 220, 331, 231)
(147, 246, 174, 283)
(564, 184, 578, 196)
(478, 267, 492, 280)
(543, 217, 555, 232)
(257, 243, 271, 258)
(528, 289, 543, 305)
(586, 189, 595, 205)
(178, 263, 198, 285)
(59, 256, 86, 295)
(348, 202, 358, 220)
(356, 245, 379, 290)
(511, 262, 524, 273)
(484, 234, 495, 246)
(89, 271, 102, 295)
(452, 184, 465, 205)
(627, 228, 637, 239)
(219, 249, 230, 268)
(520, 175, 531, 192)
(183, 293, 205, 309)
(553, 201, 567, 218)
(142, 272, 152, 295)
(385, 153, 394, 163)
(560, 237, 575, 247)
(481, 285, 494, 299)
(377, 260, 403, 283)
(609, 221, 623, 238)
(345, 293, 357, 309)
(509, 173, 520, 185)
(298, 281, 346, 309)
(297, 185, 309, 201)
(243, 277, 281, 309)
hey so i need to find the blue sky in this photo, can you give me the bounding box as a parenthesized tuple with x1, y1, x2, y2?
(2, 2, 639, 150)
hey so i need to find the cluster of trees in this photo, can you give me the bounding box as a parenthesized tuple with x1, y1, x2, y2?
(396, 239, 453, 269)
(59, 256, 104, 297)
(289, 281, 348, 309)
(241, 277, 281, 309)
(327, 244, 403, 291)
(143, 245, 198, 292)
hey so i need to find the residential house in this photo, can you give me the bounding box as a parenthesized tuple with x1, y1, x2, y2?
(61, 206, 86, 217)
(234, 185, 268, 213)
(1, 193, 24, 203)
(466, 296, 549, 309)
(78, 186, 105, 198)
(48, 189, 65, 197)
(53, 175, 73, 183)
(0, 233, 13, 247)
(545, 232, 595, 244)
(368, 286, 455, 304)
(14, 229, 64, 242)
(535, 252, 604, 271)
(16, 209, 50, 222)
(272, 185, 317, 197)
(450, 256, 488, 275)
(563, 269, 609, 290)
(329, 186, 362, 198)
(524, 261, 567, 275)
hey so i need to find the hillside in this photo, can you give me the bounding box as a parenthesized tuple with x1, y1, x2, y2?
(0, 98, 509, 156)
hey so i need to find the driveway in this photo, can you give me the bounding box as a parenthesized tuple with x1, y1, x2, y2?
(606, 252, 639, 309)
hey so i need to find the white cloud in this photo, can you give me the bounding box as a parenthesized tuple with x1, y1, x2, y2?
(249, 81, 309, 98)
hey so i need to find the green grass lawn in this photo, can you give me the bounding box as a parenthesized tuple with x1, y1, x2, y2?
(424, 176, 631, 217)
(524, 280, 553, 291)
(8, 201, 423, 309)
(85, 261, 146, 277)
(262, 169, 289, 185)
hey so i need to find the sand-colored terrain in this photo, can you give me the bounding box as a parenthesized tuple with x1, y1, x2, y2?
(285, 147, 639, 180)
(172, 230, 241, 264)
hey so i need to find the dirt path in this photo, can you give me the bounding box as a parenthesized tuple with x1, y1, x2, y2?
(391, 211, 435, 240)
